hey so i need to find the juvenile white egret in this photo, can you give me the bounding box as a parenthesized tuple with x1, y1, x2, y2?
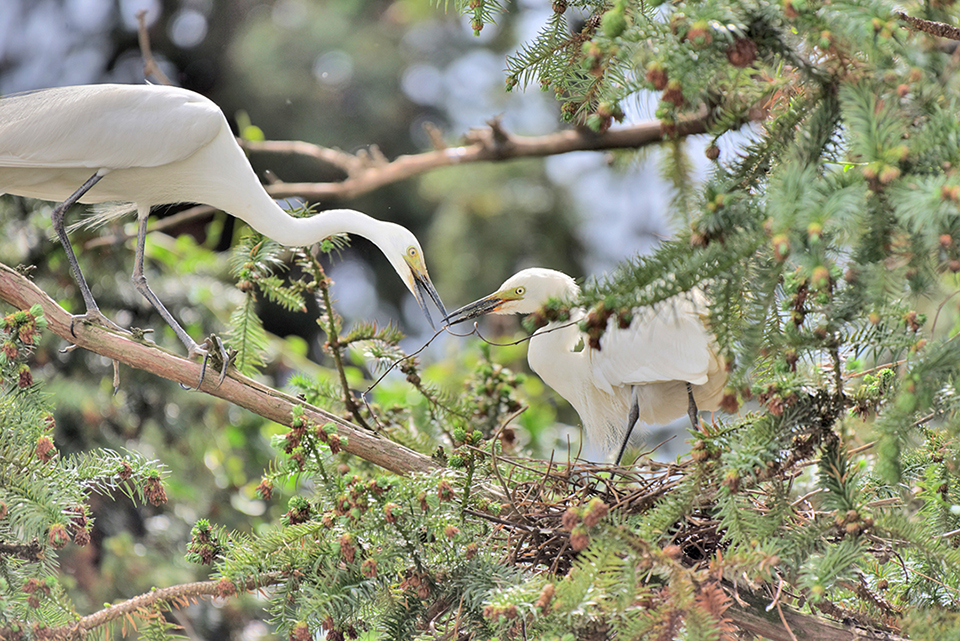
(0, 83, 446, 381)
(444, 268, 726, 463)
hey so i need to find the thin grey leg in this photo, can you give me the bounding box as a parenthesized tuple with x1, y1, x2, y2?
(687, 381, 699, 429)
(50, 170, 123, 333)
(615, 390, 641, 465)
(130, 209, 229, 387)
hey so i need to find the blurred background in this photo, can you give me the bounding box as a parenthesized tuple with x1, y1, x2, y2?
(0, 1, 711, 636)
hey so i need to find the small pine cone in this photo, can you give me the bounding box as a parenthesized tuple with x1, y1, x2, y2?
(48, 523, 70, 549)
(35, 436, 56, 463)
(561, 508, 580, 530)
(339, 534, 356, 563)
(437, 480, 455, 502)
(570, 526, 590, 551)
(645, 63, 669, 90)
(217, 578, 237, 598)
(290, 622, 312, 641)
(144, 475, 168, 506)
(662, 80, 686, 107)
(73, 527, 91, 547)
(257, 478, 274, 500)
(384, 503, 400, 524)
(726, 38, 758, 67)
(581, 499, 608, 528)
(361, 558, 377, 578)
(719, 391, 739, 414)
(535, 583, 556, 611)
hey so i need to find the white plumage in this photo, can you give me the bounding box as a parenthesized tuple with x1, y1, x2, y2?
(445, 268, 726, 463)
(0, 83, 445, 375)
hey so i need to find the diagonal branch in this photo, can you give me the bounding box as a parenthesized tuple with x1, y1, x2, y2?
(896, 11, 960, 41)
(0, 262, 439, 477)
(52, 572, 284, 640)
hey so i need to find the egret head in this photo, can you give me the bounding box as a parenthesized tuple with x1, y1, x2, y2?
(444, 268, 579, 325)
(377, 221, 447, 330)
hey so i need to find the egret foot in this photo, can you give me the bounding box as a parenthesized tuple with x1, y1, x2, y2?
(182, 335, 232, 390)
(68, 308, 128, 338)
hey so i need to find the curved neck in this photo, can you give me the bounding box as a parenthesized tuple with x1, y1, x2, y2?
(239, 202, 385, 248)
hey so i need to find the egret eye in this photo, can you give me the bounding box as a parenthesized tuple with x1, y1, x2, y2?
(515, 286, 525, 296)
(407, 246, 418, 257)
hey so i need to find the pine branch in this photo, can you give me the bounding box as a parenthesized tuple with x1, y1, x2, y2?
(49, 572, 284, 640)
(0, 262, 438, 478)
(896, 12, 960, 41)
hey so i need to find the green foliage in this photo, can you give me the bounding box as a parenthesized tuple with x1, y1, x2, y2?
(0, 311, 168, 636)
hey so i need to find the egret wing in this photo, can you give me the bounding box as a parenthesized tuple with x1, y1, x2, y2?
(0, 84, 222, 170)
(589, 293, 713, 393)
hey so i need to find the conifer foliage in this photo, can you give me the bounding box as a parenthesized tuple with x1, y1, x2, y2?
(4, 0, 960, 636)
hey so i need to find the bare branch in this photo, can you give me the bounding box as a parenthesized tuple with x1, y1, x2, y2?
(0, 262, 439, 477)
(53, 572, 283, 640)
(135, 10, 173, 86)
(725, 588, 907, 641)
(251, 115, 711, 201)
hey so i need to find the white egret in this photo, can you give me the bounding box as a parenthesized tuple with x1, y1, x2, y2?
(0, 83, 446, 382)
(444, 268, 726, 463)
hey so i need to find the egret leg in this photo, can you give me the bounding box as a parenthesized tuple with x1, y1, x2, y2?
(686, 382, 699, 429)
(50, 170, 124, 335)
(614, 390, 641, 466)
(130, 208, 229, 388)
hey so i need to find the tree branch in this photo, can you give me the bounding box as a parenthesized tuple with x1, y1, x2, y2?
(82, 115, 710, 249)
(896, 11, 960, 41)
(52, 572, 283, 640)
(248, 115, 711, 201)
(725, 588, 906, 641)
(0, 262, 439, 477)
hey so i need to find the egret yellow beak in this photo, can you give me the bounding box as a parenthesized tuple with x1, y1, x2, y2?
(443, 292, 507, 326)
(405, 257, 446, 330)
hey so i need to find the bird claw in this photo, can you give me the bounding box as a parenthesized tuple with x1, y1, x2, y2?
(68, 309, 127, 338)
(62, 310, 129, 353)
(181, 335, 233, 390)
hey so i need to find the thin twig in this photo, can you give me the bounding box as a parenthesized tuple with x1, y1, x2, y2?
(135, 11, 173, 86)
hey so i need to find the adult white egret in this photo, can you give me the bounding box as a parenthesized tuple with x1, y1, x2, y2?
(444, 268, 726, 463)
(0, 83, 446, 382)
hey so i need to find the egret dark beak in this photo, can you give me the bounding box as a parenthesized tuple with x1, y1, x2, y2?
(411, 270, 447, 331)
(443, 294, 504, 326)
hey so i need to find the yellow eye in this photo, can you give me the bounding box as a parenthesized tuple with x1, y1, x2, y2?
(515, 286, 525, 296)
(407, 246, 418, 257)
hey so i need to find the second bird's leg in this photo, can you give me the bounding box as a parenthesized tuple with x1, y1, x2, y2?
(51, 170, 125, 335)
(686, 382, 699, 429)
(614, 390, 641, 466)
(130, 209, 229, 388)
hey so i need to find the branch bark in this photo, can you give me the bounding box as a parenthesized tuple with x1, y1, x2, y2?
(725, 588, 906, 641)
(0, 262, 439, 477)
(247, 116, 711, 201)
(896, 11, 960, 41)
(53, 572, 283, 640)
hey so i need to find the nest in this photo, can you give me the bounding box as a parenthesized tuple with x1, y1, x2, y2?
(469, 452, 721, 576)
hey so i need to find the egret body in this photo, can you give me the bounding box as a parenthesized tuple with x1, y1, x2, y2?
(0, 83, 445, 375)
(445, 268, 726, 463)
